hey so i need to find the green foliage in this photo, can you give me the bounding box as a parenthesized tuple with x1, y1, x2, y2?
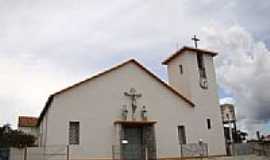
(0, 124, 36, 148)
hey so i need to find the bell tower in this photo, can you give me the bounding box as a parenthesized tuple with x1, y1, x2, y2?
(162, 46, 218, 106)
(162, 45, 226, 155)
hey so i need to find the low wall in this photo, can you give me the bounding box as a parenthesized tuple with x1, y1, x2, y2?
(9, 145, 67, 160)
(248, 141, 270, 156)
(232, 141, 270, 157)
(9, 148, 24, 160)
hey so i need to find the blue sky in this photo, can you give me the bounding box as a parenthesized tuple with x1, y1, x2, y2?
(0, 0, 270, 138)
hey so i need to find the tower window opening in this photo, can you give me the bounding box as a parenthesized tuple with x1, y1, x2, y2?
(179, 65, 183, 74)
(197, 53, 207, 79)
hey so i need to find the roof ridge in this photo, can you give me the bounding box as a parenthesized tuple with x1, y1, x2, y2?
(37, 58, 194, 125)
(53, 58, 136, 96)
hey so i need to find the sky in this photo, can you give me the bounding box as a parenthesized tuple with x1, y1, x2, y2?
(0, 0, 270, 138)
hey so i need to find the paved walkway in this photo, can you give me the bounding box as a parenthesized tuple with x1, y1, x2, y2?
(208, 155, 269, 160)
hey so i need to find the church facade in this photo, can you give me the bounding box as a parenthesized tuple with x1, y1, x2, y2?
(37, 46, 226, 159)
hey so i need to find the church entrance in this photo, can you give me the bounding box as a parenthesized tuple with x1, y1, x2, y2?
(122, 127, 144, 160)
(114, 121, 157, 160)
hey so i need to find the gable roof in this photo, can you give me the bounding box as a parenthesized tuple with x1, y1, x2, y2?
(18, 116, 38, 127)
(37, 59, 195, 126)
(162, 46, 218, 65)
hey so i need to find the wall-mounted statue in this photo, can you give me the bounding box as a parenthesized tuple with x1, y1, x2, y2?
(124, 88, 142, 120)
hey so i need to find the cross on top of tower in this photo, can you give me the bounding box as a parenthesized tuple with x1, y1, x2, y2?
(191, 35, 200, 48)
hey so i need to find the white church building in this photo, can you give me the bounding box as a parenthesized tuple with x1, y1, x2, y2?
(37, 46, 226, 159)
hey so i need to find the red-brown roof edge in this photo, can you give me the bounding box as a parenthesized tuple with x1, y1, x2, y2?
(131, 60, 194, 107)
(37, 59, 194, 126)
(162, 46, 218, 65)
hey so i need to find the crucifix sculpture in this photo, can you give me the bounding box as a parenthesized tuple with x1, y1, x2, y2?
(124, 88, 142, 120)
(191, 35, 200, 48)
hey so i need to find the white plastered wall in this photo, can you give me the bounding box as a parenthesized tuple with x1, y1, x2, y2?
(166, 51, 226, 156)
(39, 61, 226, 159)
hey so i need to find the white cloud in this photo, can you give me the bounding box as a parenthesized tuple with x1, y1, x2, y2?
(0, 0, 269, 138)
(0, 56, 70, 127)
(219, 97, 235, 105)
(201, 25, 270, 137)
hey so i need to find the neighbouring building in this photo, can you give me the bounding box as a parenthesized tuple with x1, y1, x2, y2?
(32, 46, 226, 159)
(264, 135, 270, 141)
(221, 104, 237, 142)
(221, 104, 236, 124)
(221, 103, 236, 155)
(18, 116, 38, 137)
(221, 103, 248, 155)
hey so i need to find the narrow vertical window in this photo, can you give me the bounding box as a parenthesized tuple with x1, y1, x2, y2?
(179, 64, 183, 74)
(178, 126, 187, 144)
(197, 53, 206, 78)
(69, 121, 80, 145)
(207, 119, 211, 129)
(197, 53, 208, 89)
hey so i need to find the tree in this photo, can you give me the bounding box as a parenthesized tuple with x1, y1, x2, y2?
(0, 124, 36, 148)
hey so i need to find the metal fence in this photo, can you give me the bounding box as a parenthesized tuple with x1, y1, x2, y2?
(9, 142, 270, 159)
(180, 143, 208, 158)
(250, 142, 270, 157)
(112, 145, 151, 160)
(232, 143, 253, 156)
(232, 142, 270, 157)
(113, 143, 208, 160)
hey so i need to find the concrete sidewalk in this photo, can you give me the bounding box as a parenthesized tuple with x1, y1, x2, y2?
(208, 155, 269, 160)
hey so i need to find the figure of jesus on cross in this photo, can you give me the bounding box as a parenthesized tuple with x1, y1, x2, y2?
(124, 88, 142, 120)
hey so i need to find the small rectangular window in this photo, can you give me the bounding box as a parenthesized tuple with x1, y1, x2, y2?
(207, 119, 211, 129)
(179, 65, 183, 74)
(178, 125, 186, 144)
(69, 121, 80, 145)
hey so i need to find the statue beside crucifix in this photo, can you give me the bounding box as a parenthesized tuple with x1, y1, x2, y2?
(124, 88, 142, 120)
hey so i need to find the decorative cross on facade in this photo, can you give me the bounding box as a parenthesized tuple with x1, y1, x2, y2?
(124, 88, 142, 120)
(191, 35, 200, 48)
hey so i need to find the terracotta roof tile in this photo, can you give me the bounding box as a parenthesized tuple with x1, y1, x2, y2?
(18, 116, 38, 127)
